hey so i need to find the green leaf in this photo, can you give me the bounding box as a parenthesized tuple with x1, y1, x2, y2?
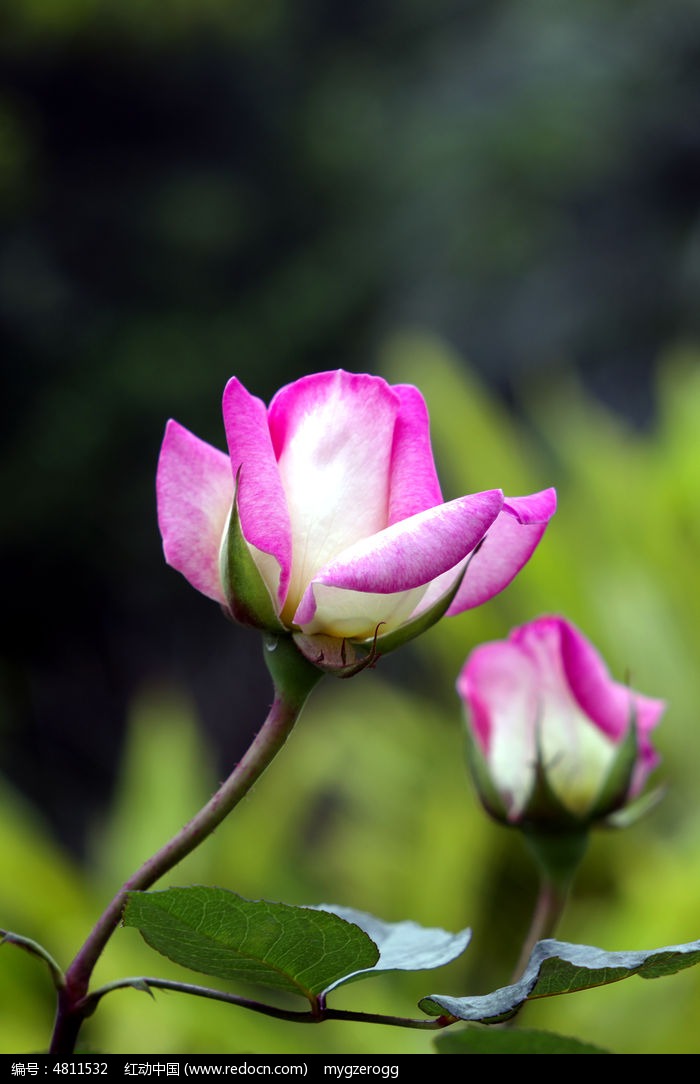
(315, 904, 471, 991)
(420, 936, 700, 1022)
(123, 887, 379, 1002)
(435, 1024, 610, 1054)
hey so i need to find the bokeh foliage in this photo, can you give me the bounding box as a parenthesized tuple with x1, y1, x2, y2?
(3, 341, 700, 1053)
(4, 0, 700, 840)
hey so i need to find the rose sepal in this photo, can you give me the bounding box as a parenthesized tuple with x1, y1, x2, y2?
(518, 735, 593, 830)
(466, 729, 590, 892)
(603, 785, 667, 830)
(368, 541, 480, 657)
(515, 717, 648, 831)
(220, 469, 286, 633)
(587, 708, 640, 821)
(466, 721, 598, 833)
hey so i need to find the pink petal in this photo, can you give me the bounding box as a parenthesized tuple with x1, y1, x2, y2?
(294, 490, 504, 628)
(267, 371, 401, 619)
(293, 582, 430, 639)
(458, 640, 539, 820)
(447, 488, 557, 615)
(556, 617, 664, 787)
(387, 384, 443, 523)
(268, 370, 397, 457)
(156, 420, 233, 605)
(222, 377, 292, 608)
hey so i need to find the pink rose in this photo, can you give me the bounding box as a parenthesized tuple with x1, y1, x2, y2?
(457, 615, 664, 824)
(157, 371, 555, 666)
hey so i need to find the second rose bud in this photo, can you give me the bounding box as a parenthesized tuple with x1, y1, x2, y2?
(457, 616, 665, 831)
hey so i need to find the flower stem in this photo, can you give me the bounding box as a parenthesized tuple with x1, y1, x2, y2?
(50, 636, 322, 1055)
(1, 930, 66, 990)
(510, 874, 570, 983)
(83, 976, 453, 1031)
(510, 828, 588, 983)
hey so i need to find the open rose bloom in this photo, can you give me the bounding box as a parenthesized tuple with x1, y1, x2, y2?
(157, 371, 556, 671)
(458, 616, 665, 826)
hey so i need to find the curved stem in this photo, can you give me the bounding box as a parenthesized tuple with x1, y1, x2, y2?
(510, 874, 569, 983)
(50, 637, 322, 1055)
(1, 930, 65, 990)
(82, 976, 454, 1031)
(510, 828, 588, 984)
(324, 1008, 453, 1030)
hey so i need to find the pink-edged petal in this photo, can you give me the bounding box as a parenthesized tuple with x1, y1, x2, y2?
(294, 582, 429, 639)
(267, 371, 402, 619)
(447, 488, 557, 615)
(222, 377, 292, 609)
(556, 616, 664, 788)
(510, 617, 623, 813)
(294, 490, 504, 628)
(267, 370, 396, 459)
(458, 640, 539, 820)
(387, 384, 443, 523)
(156, 420, 233, 605)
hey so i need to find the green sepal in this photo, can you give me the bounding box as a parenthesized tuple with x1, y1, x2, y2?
(370, 544, 478, 657)
(604, 784, 666, 829)
(370, 579, 460, 656)
(517, 719, 595, 829)
(587, 708, 639, 820)
(220, 468, 286, 633)
(465, 714, 588, 833)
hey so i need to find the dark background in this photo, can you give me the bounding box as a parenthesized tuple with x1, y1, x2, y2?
(3, 0, 700, 854)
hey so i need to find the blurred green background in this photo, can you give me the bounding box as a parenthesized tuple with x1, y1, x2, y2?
(2, 0, 700, 1055)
